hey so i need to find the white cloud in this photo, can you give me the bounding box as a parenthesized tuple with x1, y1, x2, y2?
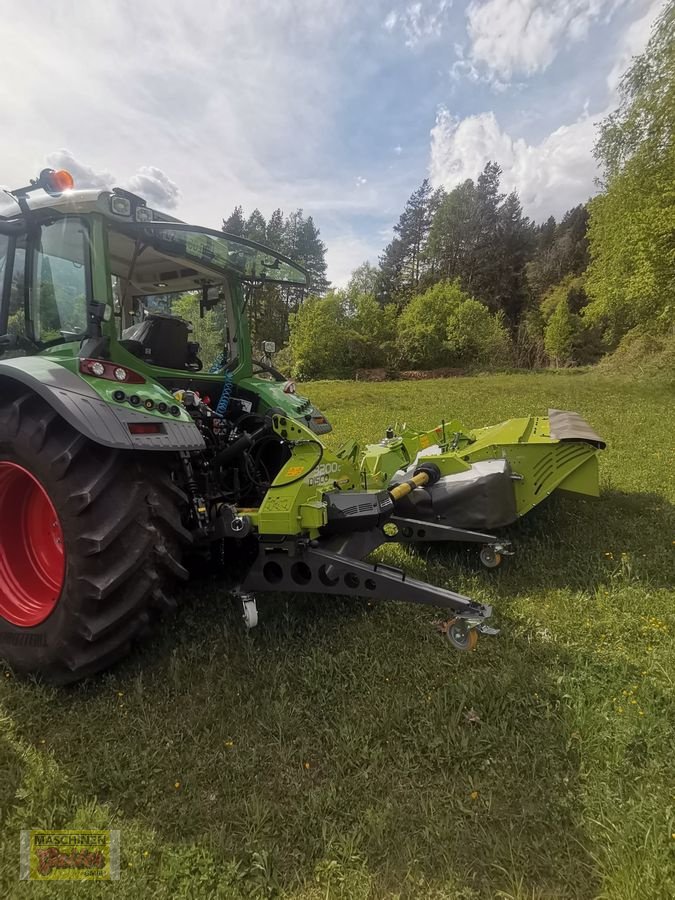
(465, 0, 627, 82)
(431, 1, 665, 221)
(44, 151, 180, 209)
(393, 145, 403, 154)
(450, 42, 512, 92)
(383, 1, 451, 47)
(125, 166, 181, 208)
(45, 149, 113, 190)
(429, 107, 600, 219)
(355, 176, 368, 186)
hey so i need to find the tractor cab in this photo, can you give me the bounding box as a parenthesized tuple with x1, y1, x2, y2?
(0, 170, 331, 433)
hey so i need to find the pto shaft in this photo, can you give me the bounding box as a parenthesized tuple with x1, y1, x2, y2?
(388, 463, 441, 502)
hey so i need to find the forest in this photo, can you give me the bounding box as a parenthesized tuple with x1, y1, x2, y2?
(216, 4, 673, 380)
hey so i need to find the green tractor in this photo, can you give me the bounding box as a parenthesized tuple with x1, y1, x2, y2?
(0, 168, 604, 681)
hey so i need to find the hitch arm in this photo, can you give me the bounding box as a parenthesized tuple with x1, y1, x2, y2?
(389, 517, 500, 545)
(241, 542, 493, 624)
(322, 518, 504, 561)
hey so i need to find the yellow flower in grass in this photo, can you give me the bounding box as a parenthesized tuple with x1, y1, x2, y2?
(174, 781, 181, 789)
(470, 790, 479, 800)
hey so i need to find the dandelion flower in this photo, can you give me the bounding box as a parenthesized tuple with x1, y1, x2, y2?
(470, 790, 479, 800)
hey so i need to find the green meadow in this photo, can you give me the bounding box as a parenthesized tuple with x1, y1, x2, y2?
(1, 371, 673, 899)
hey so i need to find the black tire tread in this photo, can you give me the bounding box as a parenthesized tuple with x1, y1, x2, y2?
(0, 391, 191, 683)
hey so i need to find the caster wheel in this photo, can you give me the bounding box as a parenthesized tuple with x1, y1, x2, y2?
(445, 619, 478, 651)
(480, 545, 503, 569)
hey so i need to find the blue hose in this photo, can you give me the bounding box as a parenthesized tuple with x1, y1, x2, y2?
(216, 375, 232, 416)
(210, 353, 232, 416)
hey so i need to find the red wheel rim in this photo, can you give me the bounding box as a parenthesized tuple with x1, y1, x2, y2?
(0, 462, 65, 626)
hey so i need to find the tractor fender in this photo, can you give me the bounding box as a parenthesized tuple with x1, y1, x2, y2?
(0, 356, 205, 452)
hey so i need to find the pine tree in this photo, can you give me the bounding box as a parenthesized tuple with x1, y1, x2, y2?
(527, 205, 589, 300)
(378, 179, 442, 305)
(219, 204, 330, 343)
(266, 209, 285, 250)
(376, 237, 406, 306)
(426, 163, 533, 323)
(297, 216, 329, 295)
(245, 209, 267, 244)
(222, 206, 245, 236)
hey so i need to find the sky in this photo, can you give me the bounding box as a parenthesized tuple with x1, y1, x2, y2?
(0, 0, 666, 285)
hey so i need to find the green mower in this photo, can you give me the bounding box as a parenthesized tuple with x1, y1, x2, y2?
(0, 168, 604, 681)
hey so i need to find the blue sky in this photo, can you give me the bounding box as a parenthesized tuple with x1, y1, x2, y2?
(0, 0, 665, 284)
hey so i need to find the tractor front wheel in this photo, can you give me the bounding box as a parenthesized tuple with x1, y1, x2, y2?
(0, 391, 190, 683)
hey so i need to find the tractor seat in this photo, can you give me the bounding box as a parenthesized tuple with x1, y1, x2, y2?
(121, 313, 202, 371)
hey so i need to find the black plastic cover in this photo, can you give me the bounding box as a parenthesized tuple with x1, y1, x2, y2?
(324, 490, 394, 534)
(392, 459, 517, 529)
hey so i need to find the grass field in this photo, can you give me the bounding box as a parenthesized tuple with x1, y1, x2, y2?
(1, 371, 674, 899)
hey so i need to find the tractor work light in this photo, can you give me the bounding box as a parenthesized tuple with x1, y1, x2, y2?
(135, 206, 153, 223)
(110, 195, 132, 216)
(79, 358, 145, 384)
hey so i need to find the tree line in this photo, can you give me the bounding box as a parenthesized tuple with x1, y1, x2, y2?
(223, 3, 673, 378)
(219, 205, 329, 353)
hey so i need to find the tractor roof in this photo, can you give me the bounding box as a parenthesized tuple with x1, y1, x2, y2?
(0, 188, 182, 222)
(0, 187, 308, 287)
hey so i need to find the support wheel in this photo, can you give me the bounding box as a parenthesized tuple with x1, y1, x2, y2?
(479, 545, 503, 569)
(445, 619, 478, 651)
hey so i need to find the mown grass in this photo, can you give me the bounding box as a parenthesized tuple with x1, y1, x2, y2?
(1, 371, 674, 899)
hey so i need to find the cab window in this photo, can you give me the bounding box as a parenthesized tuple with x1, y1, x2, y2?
(31, 218, 89, 343)
(0, 233, 27, 341)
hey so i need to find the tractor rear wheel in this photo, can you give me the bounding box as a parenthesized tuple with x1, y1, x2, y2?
(0, 390, 190, 683)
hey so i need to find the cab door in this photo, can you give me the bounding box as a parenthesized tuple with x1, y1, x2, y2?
(0, 230, 28, 357)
